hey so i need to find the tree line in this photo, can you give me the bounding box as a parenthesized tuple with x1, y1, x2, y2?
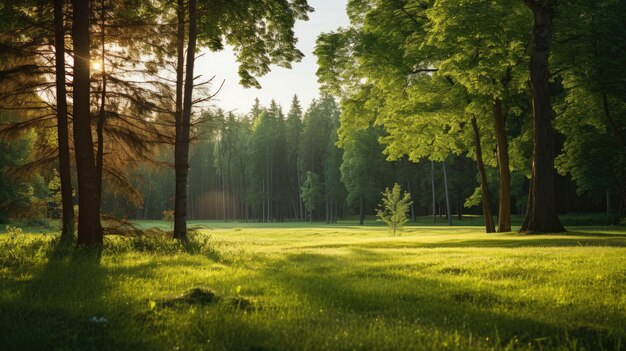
(0, 0, 624, 245)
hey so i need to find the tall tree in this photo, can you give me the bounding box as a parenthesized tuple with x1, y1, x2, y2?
(520, 0, 565, 233)
(172, 0, 313, 239)
(286, 95, 304, 219)
(53, 0, 74, 241)
(72, 0, 102, 245)
(173, 0, 197, 240)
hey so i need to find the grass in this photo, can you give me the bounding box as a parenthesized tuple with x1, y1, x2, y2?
(0, 222, 625, 350)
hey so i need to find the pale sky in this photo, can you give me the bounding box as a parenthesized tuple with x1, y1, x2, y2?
(195, 0, 349, 115)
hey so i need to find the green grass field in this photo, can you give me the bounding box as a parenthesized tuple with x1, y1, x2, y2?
(1, 221, 625, 350)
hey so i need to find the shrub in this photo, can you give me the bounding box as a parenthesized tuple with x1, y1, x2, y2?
(376, 183, 412, 236)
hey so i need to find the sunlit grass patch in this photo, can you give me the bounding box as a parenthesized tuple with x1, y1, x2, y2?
(0, 223, 625, 350)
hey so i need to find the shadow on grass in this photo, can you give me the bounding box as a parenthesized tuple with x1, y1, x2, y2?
(297, 231, 626, 250)
(263, 251, 624, 349)
(0, 243, 144, 351)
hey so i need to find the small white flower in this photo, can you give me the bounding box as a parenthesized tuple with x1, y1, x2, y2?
(89, 316, 108, 324)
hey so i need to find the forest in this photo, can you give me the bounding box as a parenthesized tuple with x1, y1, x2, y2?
(0, 0, 625, 350)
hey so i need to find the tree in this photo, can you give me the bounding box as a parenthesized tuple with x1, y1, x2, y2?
(376, 183, 412, 236)
(301, 171, 323, 222)
(53, 0, 74, 242)
(286, 95, 304, 219)
(520, 0, 565, 233)
(340, 127, 392, 225)
(71, 0, 102, 246)
(173, 0, 198, 240)
(553, 0, 626, 219)
(172, 0, 313, 239)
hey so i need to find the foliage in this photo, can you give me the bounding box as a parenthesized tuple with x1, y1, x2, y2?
(376, 183, 412, 236)
(300, 172, 323, 220)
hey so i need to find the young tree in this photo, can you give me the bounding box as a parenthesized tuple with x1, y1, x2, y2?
(376, 183, 412, 236)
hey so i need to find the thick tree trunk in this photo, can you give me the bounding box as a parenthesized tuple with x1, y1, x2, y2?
(442, 162, 452, 226)
(521, 0, 565, 233)
(53, 0, 74, 242)
(174, 0, 197, 240)
(359, 196, 364, 225)
(493, 98, 511, 232)
(431, 161, 436, 223)
(72, 0, 101, 246)
(471, 117, 496, 233)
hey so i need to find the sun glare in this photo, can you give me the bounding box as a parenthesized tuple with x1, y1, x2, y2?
(91, 61, 102, 72)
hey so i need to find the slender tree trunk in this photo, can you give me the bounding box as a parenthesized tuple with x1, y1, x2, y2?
(403, 158, 416, 222)
(95, 0, 106, 211)
(602, 94, 626, 217)
(471, 117, 496, 233)
(72, 0, 101, 246)
(359, 196, 364, 225)
(297, 168, 303, 220)
(521, 0, 565, 233)
(442, 162, 452, 226)
(493, 98, 511, 232)
(173, 0, 197, 240)
(431, 161, 436, 223)
(53, 0, 74, 242)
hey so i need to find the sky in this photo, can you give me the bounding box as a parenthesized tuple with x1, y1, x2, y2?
(195, 0, 349, 115)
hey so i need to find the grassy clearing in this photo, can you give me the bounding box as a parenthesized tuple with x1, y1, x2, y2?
(1, 223, 625, 350)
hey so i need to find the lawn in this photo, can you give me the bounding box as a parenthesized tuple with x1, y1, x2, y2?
(1, 222, 625, 350)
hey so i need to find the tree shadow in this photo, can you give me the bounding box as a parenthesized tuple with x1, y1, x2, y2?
(0, 242, 143, 350)
(261, 251, 624, 349)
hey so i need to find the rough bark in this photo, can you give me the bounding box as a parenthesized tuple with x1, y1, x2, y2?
(520, 0, 565, 233)
(471, 117, 496, 233)
(493, 98, 511, 232)
(53, 0, 74, 242)
(174, 0, 197, 240)
(72, 0, 102, 245)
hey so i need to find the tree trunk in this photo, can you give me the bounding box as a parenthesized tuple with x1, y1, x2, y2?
(442, 162, 452, 226)
(403, 158, 416, 222)
(174, 0, 197, 240)
(520, 0, 565, 233)
(493, 98, 511, 232)
(602, 94, 626, 218)
(471, 117, 496, 233)
(72, 0, 101, 246)
(95, 0, 106, 210)
(297, 168, 304, 220)
(431, 161, 436, 223)
(359, 196, 364, 225)
(53, 0, 74, 242)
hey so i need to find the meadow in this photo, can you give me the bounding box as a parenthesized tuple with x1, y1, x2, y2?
(0, 219, 625, 350)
